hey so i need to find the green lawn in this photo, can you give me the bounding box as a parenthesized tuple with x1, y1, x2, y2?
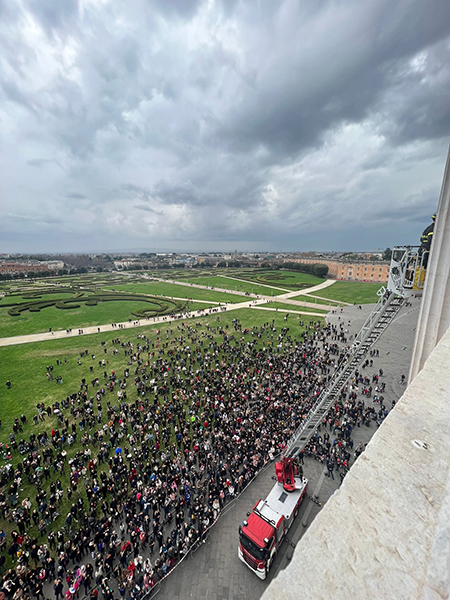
(0, 307, 325, 431)
(0, 292, 76, 306)
(0, 275, 250, 337)
(290, 293, 343, 306)
(0, 280, 33, 290)
(177, 275, 288, 296)
(0, 308, 326, 437)
(0, 297, 186, 337)
(0, 307, 325, 549)
(0, 272, 331, 340)
(262, 302, 328, 314)
(230, 269, 324, 290)
(101, 281, 246, 304)
(50, 273, 132, 284)
(301, 281, 383, 304)
(0, 332, 143, 543)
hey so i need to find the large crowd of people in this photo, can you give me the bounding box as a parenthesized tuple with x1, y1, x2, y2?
(0, 314, 387, 600)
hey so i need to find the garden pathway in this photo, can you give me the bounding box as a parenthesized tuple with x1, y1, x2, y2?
(0, 280, 336, 348)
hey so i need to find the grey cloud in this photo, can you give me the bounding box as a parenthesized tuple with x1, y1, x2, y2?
(1, 0, 449, 253)
(27, 158, 59, 167)
(153, 180, 203, 206)
(213, 0, 450, 158)
(1, 78, 37, 115)
(0, 0, 22, 24)
(147, 0, 204, 20)
(134, 205, 162, 215)
(66, 192, 87, 200)
(215, 0, 240, 18)
(122, 184, 153, 201)
(22, 0, 79, 35)
(5, 213, 63, 225)
(381, 42, 450, 144)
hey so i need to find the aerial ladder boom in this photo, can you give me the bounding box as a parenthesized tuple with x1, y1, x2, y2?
(283, 246, 427, 460)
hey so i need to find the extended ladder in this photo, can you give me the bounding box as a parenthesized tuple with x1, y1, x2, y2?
(284, 292, 405, 459)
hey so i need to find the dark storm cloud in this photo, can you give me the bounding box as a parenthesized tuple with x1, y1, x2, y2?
(381, 41, 450, 144)
(214, 0, 450, 158)
(152, 180, 211, 207)
(1, 0, 449, 252)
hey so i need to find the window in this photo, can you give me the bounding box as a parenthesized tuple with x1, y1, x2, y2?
(240, 532, 265, 560)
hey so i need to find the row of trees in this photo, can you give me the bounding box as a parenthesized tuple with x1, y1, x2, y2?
(282, 262, 329, 278)
(0, 267, 90, 281)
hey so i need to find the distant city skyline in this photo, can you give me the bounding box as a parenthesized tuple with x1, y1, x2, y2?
(1, 0, 449, 253)
(0, 248, 389, 257)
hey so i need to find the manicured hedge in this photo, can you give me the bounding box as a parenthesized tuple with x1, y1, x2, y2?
(5, 287, 185, 320)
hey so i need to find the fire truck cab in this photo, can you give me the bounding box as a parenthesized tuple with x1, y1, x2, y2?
(238, 458, 308, 579)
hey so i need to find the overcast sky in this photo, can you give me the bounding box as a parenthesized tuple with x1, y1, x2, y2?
(1, 0, 449, 254)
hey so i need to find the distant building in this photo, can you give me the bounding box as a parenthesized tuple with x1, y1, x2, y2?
(0, 262, 50, 275)
(287, 258, 390, 282)
(45, 260, 64, 270)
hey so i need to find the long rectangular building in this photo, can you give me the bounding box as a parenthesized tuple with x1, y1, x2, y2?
(286, 258, 390, 282)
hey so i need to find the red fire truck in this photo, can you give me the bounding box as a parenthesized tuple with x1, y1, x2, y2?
(238, 457, 308, 579)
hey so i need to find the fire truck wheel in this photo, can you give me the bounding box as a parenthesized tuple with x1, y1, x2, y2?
(294, 506, 299, 519)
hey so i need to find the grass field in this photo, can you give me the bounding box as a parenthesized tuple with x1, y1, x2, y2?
(291, 294, 343, 306)
(261, 302, 328, 314)
(0, 306, 325, 549)
(0, 291, 77, 306)
(0, 278, 198, 337)
(0, 270, 332, 339)
(0, 307, 326, 442)
(101, 281, 246, 304)
(150, 268, 324, 288)
(0, 300, 325, 432)
(50, 273, 140, 286)
(0, 296, 186, 337)
(0, 307, 324, 428)
(0, 276, 251, 337)
(299, 281, 382, 304)
(177, 275, 288, 296)
(228, 269, 324, 290)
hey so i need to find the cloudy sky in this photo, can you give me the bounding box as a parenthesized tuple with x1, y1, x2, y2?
(1, 0, 450, 253)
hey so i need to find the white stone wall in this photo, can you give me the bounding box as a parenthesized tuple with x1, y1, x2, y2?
(409, 147, 450, 382)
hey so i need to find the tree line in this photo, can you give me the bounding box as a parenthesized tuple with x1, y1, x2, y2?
(282, 262, 329, 277)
